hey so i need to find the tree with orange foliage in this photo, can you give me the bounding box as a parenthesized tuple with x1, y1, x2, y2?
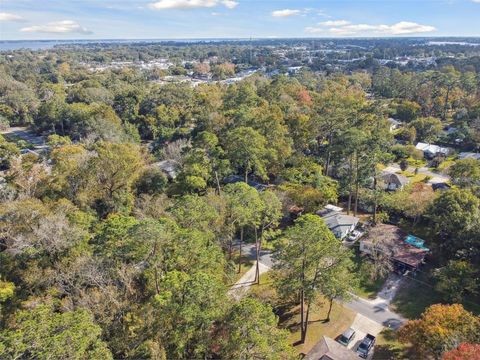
(398, 304, 480, 360)
(442, 343, 480, 360)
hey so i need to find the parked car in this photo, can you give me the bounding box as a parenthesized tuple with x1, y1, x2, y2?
(337, 327, 355, 346)
(347, 230, 364, 242)
(357, 334, 375, 358)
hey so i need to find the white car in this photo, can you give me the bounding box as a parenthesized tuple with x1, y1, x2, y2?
(347, 230, 364, 242)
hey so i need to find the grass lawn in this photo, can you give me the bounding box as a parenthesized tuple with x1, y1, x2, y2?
(248, 272, 356, 356)
(351, 246, 386, 299)
(373, 329, 410, 360)
(281, 300, 356, 355)
(392, 268, 480, 319)
(406, 157, 427, 168)
(432, 158, 455, 172)
(391, 273, 443, 319)
(395, 170, 427, 183)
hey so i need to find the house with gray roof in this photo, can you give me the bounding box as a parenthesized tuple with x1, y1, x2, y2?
(305, 336, 358, 360)
(316, 205, 359, 240)
(387, 118, 402, 132)
(458, 152, 480, 161)
(415, 142, 449, 159)
(382, 171, 409, 191)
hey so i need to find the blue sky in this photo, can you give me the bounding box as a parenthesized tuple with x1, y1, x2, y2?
(1, 0, 479, 40)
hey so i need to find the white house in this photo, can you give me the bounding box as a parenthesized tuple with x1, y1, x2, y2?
(316, 205, 359, 240)
(415, 142, 449, 159)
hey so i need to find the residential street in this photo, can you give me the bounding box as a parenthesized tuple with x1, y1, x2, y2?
(235, 245, 406, 329)
(344, 274, 406, 329)
(0, 126, 49, 151)
(384, 163, 450, 184)
(344, 295, 405, 330)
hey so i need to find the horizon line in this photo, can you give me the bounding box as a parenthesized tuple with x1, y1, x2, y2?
(2, 35, 480, 42)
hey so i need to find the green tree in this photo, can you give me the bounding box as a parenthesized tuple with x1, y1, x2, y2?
(220, 298, 295, 360)
(0, 305, 112, 359)
(449, 158, 480, 189)
(83, 142, 144, 216)
(426, 189, 480, 261)
(224, 126, 270, 182)
(434, 260, 478, 303)
(273, 214, 353, 343)
(153, 271, 227, 359)
(0, 135, 19, 169)
(224, 182, 263, 273)
(410, 117, 443, 142)
(254, 190, 282, 283)
(0, 279, 15, 316)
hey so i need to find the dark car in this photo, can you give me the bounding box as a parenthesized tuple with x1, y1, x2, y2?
(337, 327, 355, 346)
(357, 334, 375, 358)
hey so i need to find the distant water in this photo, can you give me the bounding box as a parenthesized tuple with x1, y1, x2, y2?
(0, 38, 248, 52)
(427, 41, 480, 46)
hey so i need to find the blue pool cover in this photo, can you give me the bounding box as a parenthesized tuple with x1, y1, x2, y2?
(405, 235, 430, 251)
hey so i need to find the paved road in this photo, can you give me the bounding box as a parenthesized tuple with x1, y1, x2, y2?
(228, 261, 271, 300)
(1, 126, 48, 151)
(240, 242, 274, 268)
(384, 163, 450, 184)
(344, 295, 405, 330)
(239, 245, 406, 328)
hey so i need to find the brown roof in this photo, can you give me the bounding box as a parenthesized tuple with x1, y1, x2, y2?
(361, 224, 428, 268)
(305, 336, 358, 360)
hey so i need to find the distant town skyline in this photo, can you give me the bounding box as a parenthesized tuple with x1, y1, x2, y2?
(1, 0, 480, 40)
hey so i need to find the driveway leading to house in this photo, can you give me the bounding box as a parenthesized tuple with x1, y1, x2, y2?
(227, 261, 271, 300)
(344, 274, 406, 330)
(347, 313, 384, 353)
(239, 242, 274, 268)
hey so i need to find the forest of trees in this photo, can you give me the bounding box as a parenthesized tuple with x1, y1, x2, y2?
(1, 42, 480, 359)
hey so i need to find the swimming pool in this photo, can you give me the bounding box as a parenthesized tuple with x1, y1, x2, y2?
(405, 235, 430, 251)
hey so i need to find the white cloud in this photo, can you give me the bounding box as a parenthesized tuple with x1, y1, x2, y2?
(148, 0, 237, 10)
(272, 9, 301, 17)
(0, 12, 24, 22)
(471, 0, 480, 3)
(222, 0, 238, 9)
(318, 20, 350, 26)
(20, 20, 92, 34)
(305, 20, 436, 36)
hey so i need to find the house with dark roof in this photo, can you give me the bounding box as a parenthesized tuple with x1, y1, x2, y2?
(382, 171, 409, 191)
(359, 224, 429, 273)
(305, 336, 358, 360)
(432, 182, 451, 191)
